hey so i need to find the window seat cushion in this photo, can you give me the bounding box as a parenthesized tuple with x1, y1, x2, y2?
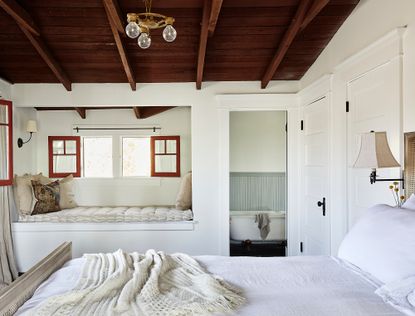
(18, 206, 193, 223)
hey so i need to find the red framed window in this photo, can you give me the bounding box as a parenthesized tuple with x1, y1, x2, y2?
(48, 136, 81, 178)
(0, 100, 13, 186)
(150, 136, 180, 177)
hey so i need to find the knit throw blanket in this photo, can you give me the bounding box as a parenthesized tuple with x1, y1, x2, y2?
(32, 249, 245, 316)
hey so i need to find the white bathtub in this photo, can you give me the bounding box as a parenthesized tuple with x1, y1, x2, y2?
(230, 211, 286, 241)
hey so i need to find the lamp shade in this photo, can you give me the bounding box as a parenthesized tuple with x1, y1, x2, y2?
(26, 120, 38, 133)
(353, 131, 400, 168)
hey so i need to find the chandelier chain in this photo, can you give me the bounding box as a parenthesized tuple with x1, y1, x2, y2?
(143, 0, 152, 13)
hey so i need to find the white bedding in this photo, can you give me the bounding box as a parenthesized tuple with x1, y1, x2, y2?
(16, 255, 404, 316)
(18, 206, 193, 223)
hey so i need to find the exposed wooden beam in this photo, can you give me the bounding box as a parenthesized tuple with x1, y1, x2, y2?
(103, 0, 136, 91)
(133, 106, 142, 119)
(208, 0, 223, 37)
(138, 107, 176, 119)
(300, 0, 330, 31)
(102, 0, 125, 34)
(75, 107, 86, 119)
(0, 72, 13, 85)
(0, 0, 40, 36)
(35, 107, 176, 120)
(261, 0, 311, 89)
(18, 25, 72, 91)
(196, 0, 211, 90)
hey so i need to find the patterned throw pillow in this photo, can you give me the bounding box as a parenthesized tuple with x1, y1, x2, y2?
(31, 180, 61, 215)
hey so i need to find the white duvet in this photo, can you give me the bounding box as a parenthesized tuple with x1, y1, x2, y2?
(17, 255, 404, 316)
(18, 206, 193, 223)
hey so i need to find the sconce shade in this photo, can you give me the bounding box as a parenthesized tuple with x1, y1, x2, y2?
(353, 131, 400, 168)
(26, 120, 38, 133)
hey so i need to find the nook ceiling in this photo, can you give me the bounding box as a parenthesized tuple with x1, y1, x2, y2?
(0, 0, 359, 90)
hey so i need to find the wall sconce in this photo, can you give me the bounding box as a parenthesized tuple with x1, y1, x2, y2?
(353, 131, 404, 186)
(17, 120, 37, 148)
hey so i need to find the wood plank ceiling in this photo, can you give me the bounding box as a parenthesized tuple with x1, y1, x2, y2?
(0, 0, 360, 90)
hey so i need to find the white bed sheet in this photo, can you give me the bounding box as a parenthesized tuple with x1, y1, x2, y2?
(18, 206, 193, 223)
(16, 255, 403, 316)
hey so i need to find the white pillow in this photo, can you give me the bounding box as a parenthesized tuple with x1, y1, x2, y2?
(59, 175, 78, 209)
(338, 204, 415, 284)
(175, 172, 192, 210)
(403, 194, 415, 210)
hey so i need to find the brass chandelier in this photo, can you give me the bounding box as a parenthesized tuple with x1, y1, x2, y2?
(125, 0, 177, 49)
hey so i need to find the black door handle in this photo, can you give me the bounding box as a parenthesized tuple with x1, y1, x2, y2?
(317, 198, 326, 216)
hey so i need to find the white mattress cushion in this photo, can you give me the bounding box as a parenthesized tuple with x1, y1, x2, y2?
(19, 206, 193, 222)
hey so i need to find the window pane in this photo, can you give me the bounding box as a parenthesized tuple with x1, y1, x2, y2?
(0, 105, 8, 124)
(122, 137, 150, 177)
(155, 155, 176, 173)
(166, 140, 177, 154)
(65, 140, 77, 154)
(155, 140, 165, 154)
(0, 126, 9, 180)
(53, 155, 76, 173)
(83, 137, 113, 178)
(53, 140, 64, 154)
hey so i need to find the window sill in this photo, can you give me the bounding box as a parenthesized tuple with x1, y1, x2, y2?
(74, 177, 162, 186)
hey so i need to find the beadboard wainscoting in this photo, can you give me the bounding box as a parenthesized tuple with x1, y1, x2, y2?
(230, 172, 286, 212)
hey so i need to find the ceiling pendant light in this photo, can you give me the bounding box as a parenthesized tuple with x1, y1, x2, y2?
(126, 0, 177, 49)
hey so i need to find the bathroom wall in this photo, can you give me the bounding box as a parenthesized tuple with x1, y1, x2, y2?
(230, 111, 286, 173)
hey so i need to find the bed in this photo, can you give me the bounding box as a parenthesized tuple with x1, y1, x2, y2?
(3, 200, 415, 315)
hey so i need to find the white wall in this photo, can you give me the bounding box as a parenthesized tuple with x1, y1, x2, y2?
(30, 107, 191, 206)
(11, 81, 300, 257)
(230, 111, 286, 172)
(301, 0, 415, 134)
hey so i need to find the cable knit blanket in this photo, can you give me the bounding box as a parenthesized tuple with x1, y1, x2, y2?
(31, 250, 245, 316)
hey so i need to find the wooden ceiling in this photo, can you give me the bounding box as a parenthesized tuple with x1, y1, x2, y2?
(0, 0, 360, 90)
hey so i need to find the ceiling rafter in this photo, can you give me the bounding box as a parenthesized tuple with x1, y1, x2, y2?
(261, 0, 311, 89)
(135, 106, 176, 119)
(103, 0, 136, 91)
(18, 24, 72, 91)
(133, 106, 142, 119)
(35, 107, 177, 120)
(0, 0, 39, 36)
(102, 0, 125, 34)
(300, 0, 330, 31)
(75, 107, 86, 119)
(208, 0, 223, 37)
(196, 0, 212, 90)
(1, 0, 72, 91)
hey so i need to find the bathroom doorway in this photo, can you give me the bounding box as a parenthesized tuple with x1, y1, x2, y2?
(229, 111, 287, 256)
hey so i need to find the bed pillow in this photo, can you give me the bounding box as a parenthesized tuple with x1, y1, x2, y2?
(59, 175, 78, 209)
(175, 172, 192, 210)
(403, 194, 415, 210)
(338, 204, 415, 284)
(31, 180, 61, 215)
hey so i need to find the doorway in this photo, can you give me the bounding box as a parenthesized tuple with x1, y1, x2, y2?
(228, 111, 287, 257)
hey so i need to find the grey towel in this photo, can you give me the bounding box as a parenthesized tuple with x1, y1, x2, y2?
(255, 213, 270, 240)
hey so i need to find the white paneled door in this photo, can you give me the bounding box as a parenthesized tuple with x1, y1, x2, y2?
(300, 96, 331, 255)
(347, 60, 402, 229)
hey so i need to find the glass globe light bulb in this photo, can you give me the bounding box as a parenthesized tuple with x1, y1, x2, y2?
(137, 32, 151, 49)
(162, 25, 177, 42)
(125, 21, 140, 39)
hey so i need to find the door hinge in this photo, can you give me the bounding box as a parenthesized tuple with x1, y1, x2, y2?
(300, 242, 304, 253)
(346, 101, 350, 113)
(285, 123, 287, 132)
(300, 120, 304, 131)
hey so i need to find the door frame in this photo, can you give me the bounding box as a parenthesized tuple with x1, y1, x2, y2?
(217, 94, 300, 256)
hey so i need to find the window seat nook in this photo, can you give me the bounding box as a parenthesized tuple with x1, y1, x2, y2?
(18, 206, 193, 223)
